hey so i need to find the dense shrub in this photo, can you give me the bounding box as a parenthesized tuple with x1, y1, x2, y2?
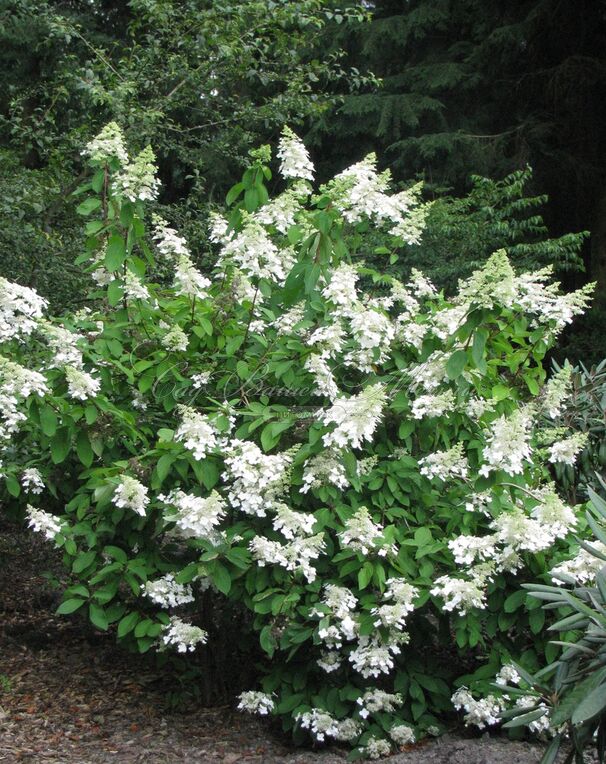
(1, 125, 596, 758)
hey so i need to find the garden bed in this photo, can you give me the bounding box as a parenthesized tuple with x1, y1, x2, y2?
(0, 515, 561, 763)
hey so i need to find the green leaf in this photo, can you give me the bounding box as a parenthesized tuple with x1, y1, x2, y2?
(103, 545, 127, 565)
(156, 454, 175, 484)
(471, 329, 488, 371)
(51, 427, 71, 464)
(446, 349, 467, 380)
(571, 684, 606, 725)
(76, 197, 101, 216)
(211, 562, 231, 595)
(358, 561, 374, 590)
(76, 430, 94, 467)
(117, 611, 140, 638)
(40, 405, 58, 437)
(107, 279, 124, 306)
(89, 603, 109, 631)
(73, 550, 96, 574)
(56, 598, 86, 615)
(105, 234, 126, 271)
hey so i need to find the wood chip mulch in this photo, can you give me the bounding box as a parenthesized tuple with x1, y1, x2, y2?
(0, 516, 559, 763)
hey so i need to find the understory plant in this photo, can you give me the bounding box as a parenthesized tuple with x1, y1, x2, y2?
(0, 123, 596, 758)
(454, 485, 606, 763)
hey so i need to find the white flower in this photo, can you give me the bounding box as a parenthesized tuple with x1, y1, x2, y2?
(272, 503, 315, 540)
(364, 736, 392, 759)
(249, 533, 325, 582)
(479, 410, 533, 476)
(237, 691, 275, 716)
(65, 366, 100, 400)
(338, 506, 393, 557)
(431, 574, 486, 614)
(83, 122, 129, 164)
(152, 216, 191, 259)
(322, 384, 385, 450)
(223, 440, 296, 516)
(390, 724, 415, 745)
(411, 391, 455, 419)
(301, 449, 349, 494)
(297, 709, 340, 743)
(143, 574, 195, 608)
(191, 371, 212, 389)
(277, 126, 314, 182)
(161, 489, 226, 539)
(347, 308, 395, 372)
(0, 278, 47, 342)
(21, 467, 44, 494)
(26, 505, 62, 541)
(448, 534, 497, 567)
(317, 651, 342, 673)
(349, 635, 400, 678)
(38, 320, 84, 368)
(175, 406, 218, 460)
(123, 270, 151, 302)
(321, 263, 359, 317)
(551, 543, 606, 585)
(419, 443, 469, 481)
(452, 687, 505, 729)
(161, 616, 207, 652)
(218, 219, 294, 284)
(162, 325, 188, 352)
(356, 690, 403, 719)
(113, 476, 149, 517)
(115, 145, 160, 202)
(495, 664, 521, 686)
(548, 432, 588, 465)
(307, 321, 346, 359)
(174, 255, 211, 299)
(305, 353, 339, 400)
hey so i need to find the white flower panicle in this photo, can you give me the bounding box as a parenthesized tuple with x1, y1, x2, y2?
(162, 325, 188, 352)
(174, 255, 211, 299)
(419, 443, 469, 481)
(356, 690, 403, 719)
(39, 321, 84, 368)
(64, 365, 100, 401)
(339, 506, 393, 557)
(495, 664, 521, 686)
(551, 543, 606, 585)
(161, 616, 207, 653)
(0, 357, 49, 439)
(301, 449, 349, 494)
(152, 216, 191, 259)
(123, 270, 151, 302)
(0, 279, 46, 343)
(218, 219, 294, 284)
(272, 503, 315, 540)
(237, 691, 275, 716)
(26, 505, 62, 541)
(431, 574, 487, 614)
(548, 432, 588, 465)
(411, 390, 455, 419)
(115, 145, 160, 202)
(451, 687, 504, 729)
(390, 724, 415, 745)
(347, 308, 395, 372)
(223, 440, 296, 516)
(321, 263, 359, 317)
(304, 353, 339, 400)
(113, 475, 149, 516)
(161, 489, 226, 539)
(83, 122, 129, 165)
(249, 533, 325, 583)
(322, 384, 385, 450)
(364, 737, 392, 760)
(143, 574, 195, 608)
(277, 126, 314, 182)
(175, 406, 218, 460)
(21, 467, 44, 494)
(543, 365, 572, 418)
(480, 410, 533, 476)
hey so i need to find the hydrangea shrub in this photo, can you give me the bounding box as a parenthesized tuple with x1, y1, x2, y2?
(1, 124, 596, 758)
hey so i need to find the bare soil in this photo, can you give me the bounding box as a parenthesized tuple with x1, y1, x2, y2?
(0, 516, 560, 763)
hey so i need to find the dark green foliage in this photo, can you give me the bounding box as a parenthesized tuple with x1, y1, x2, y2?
(407, 167, 586, 289)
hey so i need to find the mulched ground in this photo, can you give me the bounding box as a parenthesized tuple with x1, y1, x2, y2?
(0, 515, 561, 763)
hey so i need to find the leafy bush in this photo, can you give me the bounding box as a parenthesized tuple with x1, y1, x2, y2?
(455, 485, 606, 763)
(549, 359, 606, 504)
(2, 125, 596, 758)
